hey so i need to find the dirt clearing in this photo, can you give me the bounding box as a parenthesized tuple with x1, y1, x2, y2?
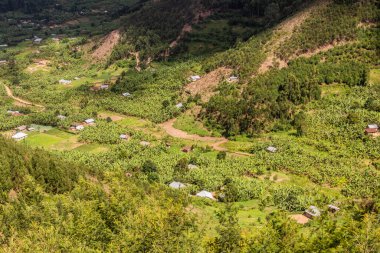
(92, 30, 121, 60)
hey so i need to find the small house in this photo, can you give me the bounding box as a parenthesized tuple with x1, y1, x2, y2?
(57, 115, 66, 120)
(196, 190, 215, 200)
(368, 124, 379, 129)
(120, 134, 130, 140)
(365, 128, 378, 134)
(122, 92, 131, 97)
(84, 118, 95, 124)
(76, 125, 84, 131)
(100, 84, 109, 90)
(12, 132, 28, 141)
(190, 75, 201, 82)
(303, 206, 321, 219)
(33, 37, 43, 44)
(228, 76, 239, 82)
(182, 146, 192, 153)
(7, 110, 23, 116)
(175, 103, 183, 109)
(266, 146, 277, 153)
(169, 181, 186, 189)
(27, 127, 35, 132)
(328, 205, 340, 213)
(0, 44, 8, 48)
(16, 125, 27, 131)
(59, 79, 72, 85)
(0, 60, 7, 65)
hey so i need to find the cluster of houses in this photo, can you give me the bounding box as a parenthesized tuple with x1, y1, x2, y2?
(11, 125, 36, 141)
(168, 181, 216, 200)
(365, 124, 379, 137)
(70, 118, 95, 131)
(303, 205, 340, 219)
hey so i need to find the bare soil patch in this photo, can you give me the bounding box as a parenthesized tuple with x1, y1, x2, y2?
(290, 214, 310, 224)
(185, 67, 232, 102)
(92, 30, 121, 60)
(26, 59, 51, 73)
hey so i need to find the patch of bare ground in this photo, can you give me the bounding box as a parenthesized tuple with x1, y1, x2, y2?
(26, 59, 51, 73)
(98, 112, 125, 121)
(92, 30, 121, 60)
(257, 0, 331, 75)
(290, 214, 310, 224)
(159, 118, 253, 157)
(185, 67, 232, 102)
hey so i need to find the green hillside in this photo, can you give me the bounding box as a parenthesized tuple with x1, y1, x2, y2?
(0, 0, 380, 251)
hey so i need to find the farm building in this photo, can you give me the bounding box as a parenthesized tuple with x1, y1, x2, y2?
(59, 79, 72, 85)
(175, 103, 183, 109)
(169, 181, 186, 189)
(84, 118, 95, 124)
(228, 76, 239, 82)
(7, 110, 23, 116)
(196, 191, 215, 200)
(267, 146, 277, 153)
(328, 205, 340, 213)
(303, 206, 321, 219)
(33, 37, 43, 44)
(120, 134, 130, 140)
(122, 92, 131, 97)
(0, 60, 7, 65)
(76, 125, 84, 131)
(100, 84, 109, 90)
(190, 75, 201, 82)
(16, 125, 27, 131)
(12, 132, 28, 141)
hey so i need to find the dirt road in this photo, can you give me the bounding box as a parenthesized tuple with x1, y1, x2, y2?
(160, 119, 252, 157)
(3, 84, 45, 109)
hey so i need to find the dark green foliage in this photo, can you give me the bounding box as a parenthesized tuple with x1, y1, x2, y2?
(0, 137, 81, 199)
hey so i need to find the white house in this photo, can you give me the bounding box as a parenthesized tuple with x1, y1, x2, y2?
(76, 125, 84, 131)
(120, 134, 129, 140)
(175, 103, 183, 109)
(0, 60, 7, 65)
(59, 79, 72, 85)
(228, 76, 239, 82)
(84, 118, 95, 124)
(12, 132, 28, 141)
(57, 115, 66, 120)
(100, 84, 109, 90)
(190, 75, 201, 82)
(267, 146, 277, 153)
(368, 124, 378, 129)
(196, 190, 215, 200)
(33, 37, 43, 44)
(122, 92, 131, 97)
(304, 206, 321, 219)
(0, 44, 8, 48)
(169, 181, 186, 189)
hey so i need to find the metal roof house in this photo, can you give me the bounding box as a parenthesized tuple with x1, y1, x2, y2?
(12, 132, 28, 141)
(196, 190, 215, 200)
(169, 181, 186, 189)
(267, 146, 277, 153)
(303, 206, 321, 219)
(190, 75, 201, 82)
(84, 118, 95, 124)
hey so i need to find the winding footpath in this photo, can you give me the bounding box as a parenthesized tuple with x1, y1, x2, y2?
(3, 84, 45, 109)
(160, 119, 252, 157)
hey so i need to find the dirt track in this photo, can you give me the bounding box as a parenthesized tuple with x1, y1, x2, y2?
(3, 84, 45, 109)
(160, 118, 252, 157)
